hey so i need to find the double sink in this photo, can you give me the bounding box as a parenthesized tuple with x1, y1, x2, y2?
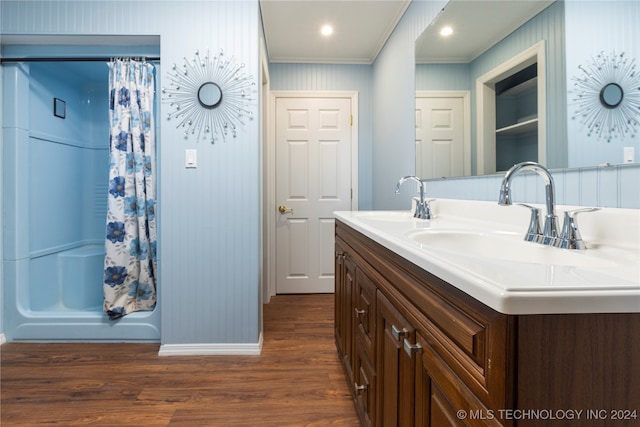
(335, 200, 640, 315)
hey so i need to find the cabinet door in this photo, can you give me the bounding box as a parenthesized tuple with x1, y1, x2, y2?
(334, 240, 355, 385)
(354, 267, 376, 362)
(376, 291, 416, 427)
(415, 332, 503, 427)
(355, 338, 376, 427)
(334, 242, 346, 354)
(415, 332, 464, 427)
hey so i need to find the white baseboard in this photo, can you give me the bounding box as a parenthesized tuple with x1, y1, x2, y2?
(158, 333, 263, 356)
(0, 333, 6, 345)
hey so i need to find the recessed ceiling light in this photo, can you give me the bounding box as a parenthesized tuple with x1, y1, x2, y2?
(321, 25, 333, 37)
(440, 26, 453, 37)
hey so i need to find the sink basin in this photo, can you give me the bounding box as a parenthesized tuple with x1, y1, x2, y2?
(405, 228, 619, 269)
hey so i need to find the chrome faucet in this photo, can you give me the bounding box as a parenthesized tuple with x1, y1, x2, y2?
(498, 162, 559, 246)
(395, 176, 431, 219)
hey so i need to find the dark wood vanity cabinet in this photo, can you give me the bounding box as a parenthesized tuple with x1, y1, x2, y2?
(335, 220, 639, 427)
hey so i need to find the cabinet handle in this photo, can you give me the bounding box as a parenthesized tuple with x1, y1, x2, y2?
(391, 324, 408, 341)
(355, 383, 367, 393)
(403, 338, 422, 357)
(336, 253, 345, 261)
(354, 308, 366, 317)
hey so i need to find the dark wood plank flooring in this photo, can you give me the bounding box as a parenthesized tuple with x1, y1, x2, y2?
(1, 294, 359, 426)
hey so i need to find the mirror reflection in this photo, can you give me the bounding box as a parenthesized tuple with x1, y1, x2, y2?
(415, 0, 640, 178)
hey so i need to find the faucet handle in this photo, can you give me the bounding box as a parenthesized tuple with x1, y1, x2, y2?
(411, 197, 433, 219)
(411, 197, 422, 218)
(558, 208, 600, 250)
(517, 204, 542, 243)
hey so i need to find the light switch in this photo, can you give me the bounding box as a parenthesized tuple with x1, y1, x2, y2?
(623, 147, 635, 164)
(185, 149, 197, 168)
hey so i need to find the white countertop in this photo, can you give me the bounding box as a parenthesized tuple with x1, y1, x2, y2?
(335, 199, 640, 315)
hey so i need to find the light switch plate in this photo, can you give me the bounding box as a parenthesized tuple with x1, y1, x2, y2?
(623, 147, 635, 164)
(185, 149, 197, 168)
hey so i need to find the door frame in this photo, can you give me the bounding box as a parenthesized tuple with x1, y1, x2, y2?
(415, 90, 471, 177)
(264, 91, 359, 301)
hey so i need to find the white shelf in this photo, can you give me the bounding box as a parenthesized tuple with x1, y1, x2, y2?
(496, 117, 538, 136)
(500, 76, 538, 96)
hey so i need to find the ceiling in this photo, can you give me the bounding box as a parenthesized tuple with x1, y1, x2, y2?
(3, 1, 556, 66)
(260, 0, 555, 65)
(416, 0, 554, 63)
(260, 0, 411, 64)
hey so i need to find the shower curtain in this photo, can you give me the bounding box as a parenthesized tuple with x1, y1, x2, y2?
(103, 59, 157, 320)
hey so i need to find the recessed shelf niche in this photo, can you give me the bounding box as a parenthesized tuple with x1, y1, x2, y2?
(476, 41, 546, 175)
(495, 63, 539, 171)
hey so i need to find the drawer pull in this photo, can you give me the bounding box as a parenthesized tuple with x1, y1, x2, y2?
(355, 383, 367, 393)
(355, 308, 366, 317)
(391, 324, 408, 341)
(404, 338, 422, 356)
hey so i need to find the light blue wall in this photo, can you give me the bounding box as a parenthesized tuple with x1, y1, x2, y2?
(1, 0, 261, 346)
(0, 35, 3, 342)
(269, 63, 373, 209)
(415, 63, 471, 91)
(427, 163, 640, 209)
(372, 0, 448, 210)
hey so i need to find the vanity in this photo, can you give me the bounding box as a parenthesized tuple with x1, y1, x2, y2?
(334, 200, 639, 427)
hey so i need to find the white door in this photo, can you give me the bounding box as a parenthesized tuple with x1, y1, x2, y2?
(415, 96, 466, 179)
(275, 97, 352, 294)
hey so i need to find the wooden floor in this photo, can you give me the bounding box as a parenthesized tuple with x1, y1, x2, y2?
(1, 294, 360, 426)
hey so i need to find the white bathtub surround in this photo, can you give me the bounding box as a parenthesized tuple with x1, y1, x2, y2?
(335, 198, 639, 315)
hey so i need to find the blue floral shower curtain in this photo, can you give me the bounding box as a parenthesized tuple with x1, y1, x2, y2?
(104, 59, 157, 320)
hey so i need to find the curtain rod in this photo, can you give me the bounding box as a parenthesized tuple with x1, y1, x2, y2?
(0, 56, 160, 63)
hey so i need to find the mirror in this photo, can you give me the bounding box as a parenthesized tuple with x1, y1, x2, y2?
(600, 83, 623, 109)
(197, 82, 222, 109)
(415, 0, 639, 178)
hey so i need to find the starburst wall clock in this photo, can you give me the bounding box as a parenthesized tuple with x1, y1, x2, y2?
(571, 51, 640, 143)
(163, 49, 255, 143)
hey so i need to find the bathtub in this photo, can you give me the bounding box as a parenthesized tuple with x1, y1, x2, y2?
(4, 243, 160, 342)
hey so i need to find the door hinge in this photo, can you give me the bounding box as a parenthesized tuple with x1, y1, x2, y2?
(350, 114, 353, 126)
(350, 188, 353, 200)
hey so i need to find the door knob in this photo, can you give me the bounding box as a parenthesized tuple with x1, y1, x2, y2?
(278, 205, 294, 214)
